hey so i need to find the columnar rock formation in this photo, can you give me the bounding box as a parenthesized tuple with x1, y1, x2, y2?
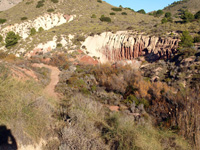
(0, 13, 75, 39)
(82, 31, 180, 62)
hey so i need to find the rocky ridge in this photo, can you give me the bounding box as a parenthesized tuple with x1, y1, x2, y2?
(0, 13, 75, 39)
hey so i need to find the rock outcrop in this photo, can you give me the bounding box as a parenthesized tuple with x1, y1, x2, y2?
(82, 31, 180, 63)
(0, 13, 75, 39)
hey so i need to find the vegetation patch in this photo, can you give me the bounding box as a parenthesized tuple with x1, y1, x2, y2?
(36, 0, 45, 8)
(100, 15, 111, 23)
(21, 17, 28, 21)
(111, 7, 122, 11)
(0, 18, 7, 24)
(47, 8, 54, 12)
(121, 12, 127, 15)
(51, 0, 59, 3)
(5, 31, 20, 49)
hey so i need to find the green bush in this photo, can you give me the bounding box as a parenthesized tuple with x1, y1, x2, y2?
(193, 35, 200, 43)
(38, 27, 44, 32)
(21, 17, 28, 21)
(5, 31, 20, 48)
(0, 18, 6, 24)
(0, 35, 3, 42)
(155, 10, 164, 17)
(180, 10, 194, 23)
(179, 31, 194, 48)
(97, 0, 102, 3)
(91, 14, 96, 18)
(194, 11, 200, 19)
(111, 7, 122, 11)
(110, 12, 115, 15)
(161, 18, 168, 24)
(36, 0, 45, 8)
(165, 12, 172, 18)
(121, 12, 127, 15)
(137, 9, 146, 14)
(47, 8, 54, 12)
(178, 48, 196, 59)
(161, 17, 173, 24)
(30, 28, 37, 36)
(51, 0, 58, 3)
(56, 43, 62, 47)
(100, 15, 111, 23)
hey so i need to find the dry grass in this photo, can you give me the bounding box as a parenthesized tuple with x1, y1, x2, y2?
(0, 62, 55, 143)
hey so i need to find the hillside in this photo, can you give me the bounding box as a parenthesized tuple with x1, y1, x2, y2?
(164, 0, 200, 14)
(0, 0, 22, 11)
(0, 0, 200, 150)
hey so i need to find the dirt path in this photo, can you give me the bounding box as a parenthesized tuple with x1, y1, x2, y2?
(32, 63, 60, 99)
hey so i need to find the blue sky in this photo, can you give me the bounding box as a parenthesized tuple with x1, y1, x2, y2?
(104, 0, 178, 12)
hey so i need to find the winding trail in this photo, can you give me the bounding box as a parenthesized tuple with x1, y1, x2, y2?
(32, 63, 60, 99)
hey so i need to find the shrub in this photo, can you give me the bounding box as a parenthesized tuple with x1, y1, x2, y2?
(91, 14, 96, 18)
(179, 31, 194, 48)
(180, 10, 194, 23)
(5, 31, 20, 48)
(161, 17, 173, 24)
(0, 18, 6, 24)
(36, 0, 45, 8)
(193, 35, 200, 43)
(72, 35, 85, 45)
(165, 12, 172, 18)
(0, 35, 2, 42)
(51, 0, 58, 3)
(47, 8, 54, 12)
(178, 48, 196, 59)
(111, 7, 122, 11)
(121, 12, 127, 15)
(137, 9, 146, 14)
(155, 10, 164, 17)
(30, 28, 37, 36)
(97, 0, 102, 3)
(38, 27, 44, 32)
(0, 51, 7, 59)
(110, 12, 115, 15)
(194, 11, 200, 19)
(161, 18, 168, 24)
(26, 1, 33, 5)
(21, 17, 28, 21)
(100, 15, 111, 23)
(56, 43, 62, 47)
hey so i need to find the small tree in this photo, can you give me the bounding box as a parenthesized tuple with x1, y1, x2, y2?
(5, 31, 20, 48)
(137, 9, 146, 14)
(179, 31, 194, 48)
(155, 10, 164, 17)
(165, 12, 172, 18)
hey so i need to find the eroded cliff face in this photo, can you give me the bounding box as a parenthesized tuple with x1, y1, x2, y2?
(82, 31, 180, 62)
(0, 13, 75, 39)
